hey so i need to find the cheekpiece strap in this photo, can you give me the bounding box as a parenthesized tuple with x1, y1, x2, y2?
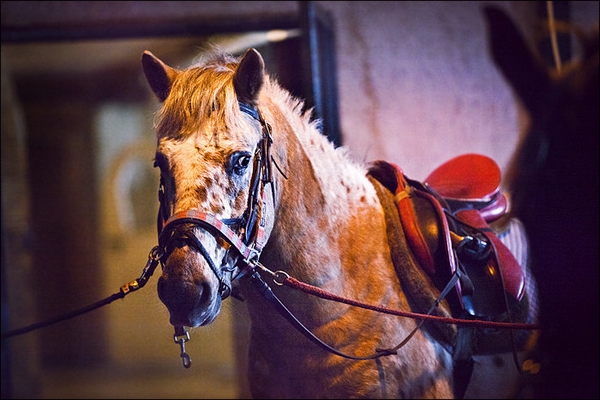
(239, 102, 260, 121)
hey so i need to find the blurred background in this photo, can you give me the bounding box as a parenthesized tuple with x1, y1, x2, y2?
(2, 1, 598, 398)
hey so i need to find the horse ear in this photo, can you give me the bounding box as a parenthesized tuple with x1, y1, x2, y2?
(483, 6, 551, 115)
(142, 50, 179, 103)
(233, 48, 265, 106)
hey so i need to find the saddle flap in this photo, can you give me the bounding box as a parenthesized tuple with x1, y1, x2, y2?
(368, 160, 450, 276)
(368, 160, 463, 305)
(397, 183, 450, 277)
(425, 153, 501, 203)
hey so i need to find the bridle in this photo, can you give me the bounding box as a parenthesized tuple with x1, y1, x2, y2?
(156, 101, 275, 300)
(153, 101, 277, 367)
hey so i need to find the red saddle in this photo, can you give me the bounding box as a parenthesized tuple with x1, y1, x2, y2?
(425, 153, 507, 221)
(368, 154, 525, 318)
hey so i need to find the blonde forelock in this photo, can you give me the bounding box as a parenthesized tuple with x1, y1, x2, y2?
(155, 52, 243, 139)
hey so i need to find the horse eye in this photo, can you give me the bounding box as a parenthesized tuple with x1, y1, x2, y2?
(231, 152, 252, 175)
(154, 153, 168, 171)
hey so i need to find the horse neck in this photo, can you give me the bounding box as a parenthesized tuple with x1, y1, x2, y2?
(241, 98, 418, 375)
(260, 94, 396, 297)
(239, 90, 425, 379)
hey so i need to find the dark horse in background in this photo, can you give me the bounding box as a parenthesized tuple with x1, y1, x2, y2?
(485, 6, 599, 398)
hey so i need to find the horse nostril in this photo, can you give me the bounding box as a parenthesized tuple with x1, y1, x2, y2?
(158, 277, 197, 308)
(157, 274, 214, 325)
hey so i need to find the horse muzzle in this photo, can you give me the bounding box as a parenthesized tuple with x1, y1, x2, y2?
(155, 210, 259, 327)
(157, 226, 230, 327)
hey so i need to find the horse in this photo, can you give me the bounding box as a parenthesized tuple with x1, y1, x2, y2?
(484, 6, 599, 399)
(140, 42, 538, 398)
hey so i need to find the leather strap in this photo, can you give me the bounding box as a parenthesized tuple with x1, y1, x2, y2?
(248, 270, 396, 360)
(160, 210, 259, 262)
(455, 209, 524, 301)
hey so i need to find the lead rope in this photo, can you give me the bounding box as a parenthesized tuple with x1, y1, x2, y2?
(1, 246, 163, 339)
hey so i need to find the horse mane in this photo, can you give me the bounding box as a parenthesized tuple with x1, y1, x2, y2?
(261, 74, 363, 174)
(153, 48, 365, 177)
(154, 50, 238, 138)
(153, 49, 314, 139)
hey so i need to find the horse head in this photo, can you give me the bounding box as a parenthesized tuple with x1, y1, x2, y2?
(484, 6, 599, 220)
(141, 48, 276, 329)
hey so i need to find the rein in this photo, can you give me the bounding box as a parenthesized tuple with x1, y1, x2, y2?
(264, 266, 539, 331)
